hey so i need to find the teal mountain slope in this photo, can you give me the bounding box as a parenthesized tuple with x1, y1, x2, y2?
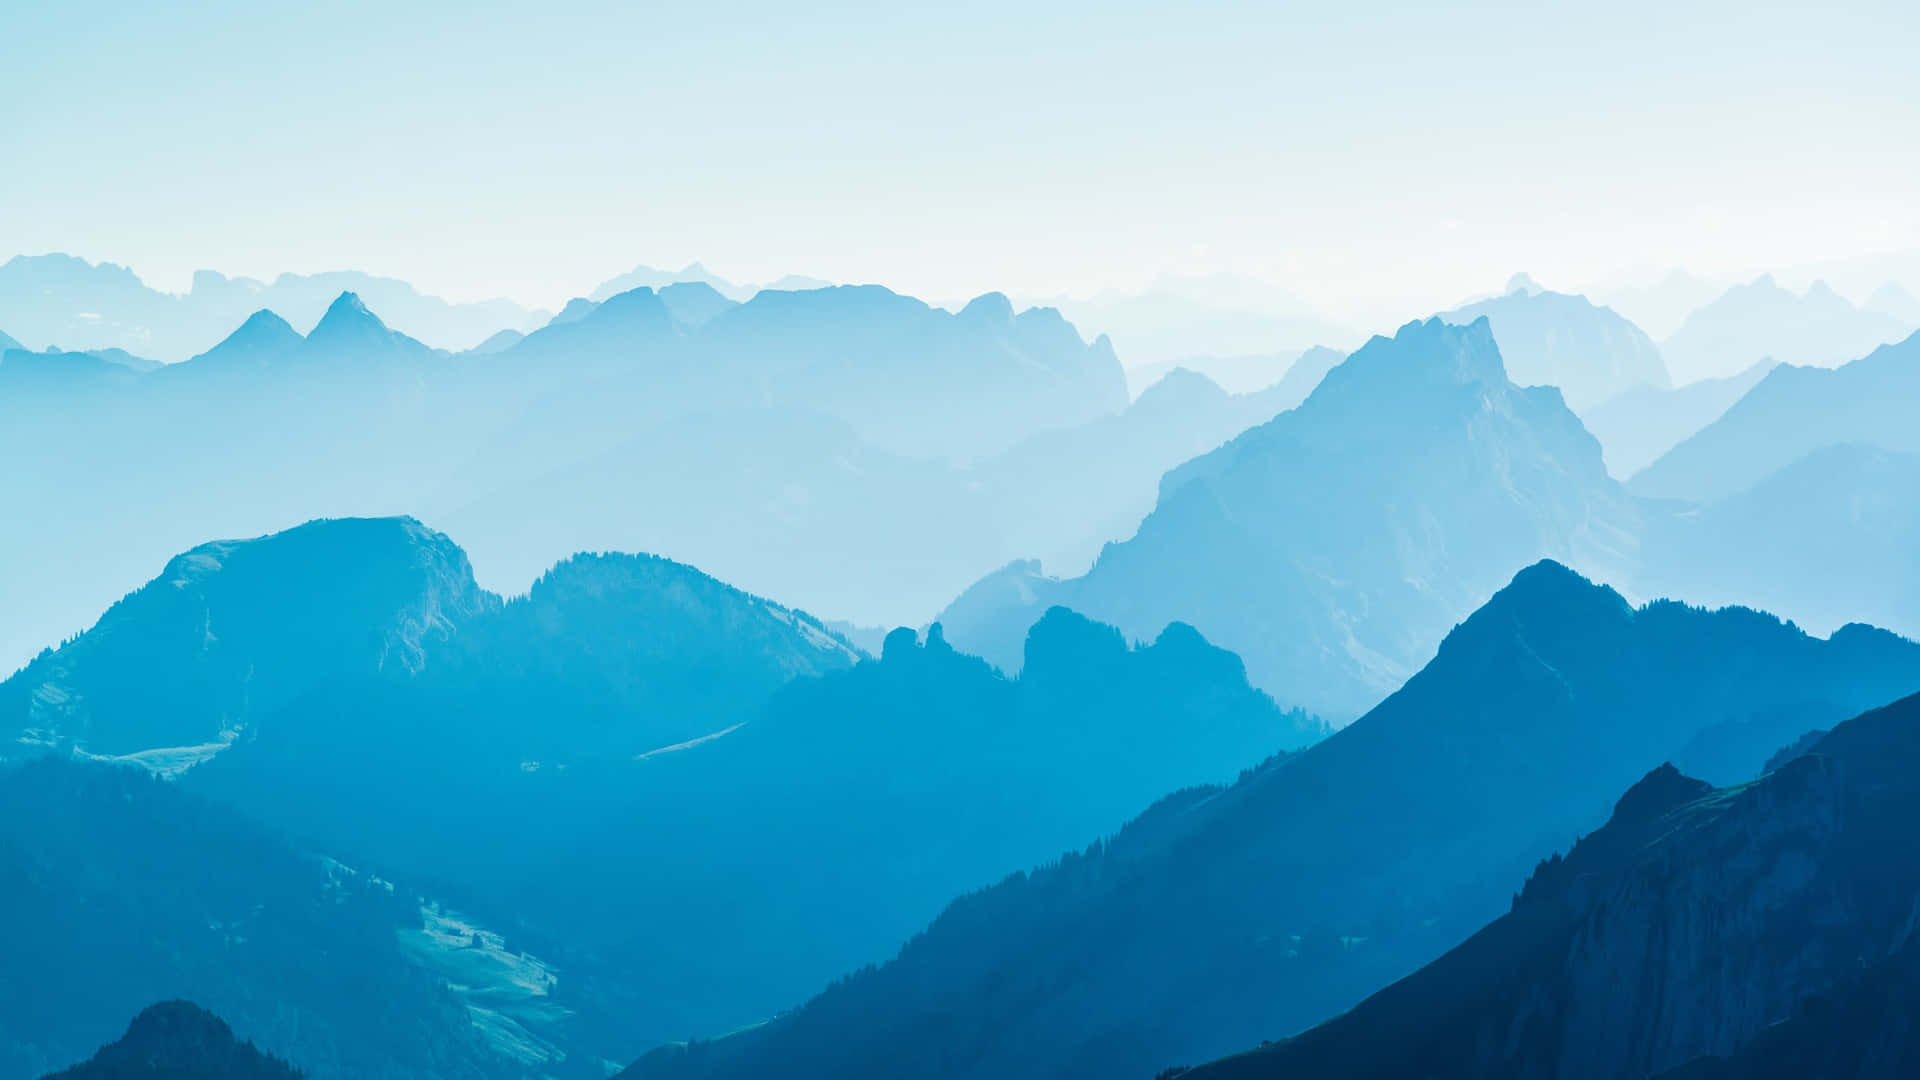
(1173, 689, 1920, 1080)
(620, 562, 1920, 1080)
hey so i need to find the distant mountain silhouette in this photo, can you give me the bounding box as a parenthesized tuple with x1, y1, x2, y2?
(1867, 280, 1920, 324)
(39, 1002, 302, 1080)
(1443, 285, 1670, 409)
(1597, 268, 1721, 340)
(619, 563, 1920, 1080)
(0, 348, 147, 396)
(174, 310, 304, 369)
(1640, 443, 1920, 640)
(1633, 329, 1920, 502)
(1660, 274, 1912, 384)
(586, 262, 831, 304)
(961, 367, 1290, 579)
(0, 757, 512, 1080)
(1168, 690, 1920, 1080)
(1578, 359, 1774, 479)
(588, 261, 753, 302)
(656, 281, 737, 329)
(464, 328, 524, 354)
(1250, 344, 1344, 412)
(0, 253, 543, 360)
(1043, 274, 1356, 377)
(0, 327, 19, 353)
(940, 317, 1640, 718)
(0, 282, 1143, 673)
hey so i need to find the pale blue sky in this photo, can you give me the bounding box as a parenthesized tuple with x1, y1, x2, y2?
(4, 0, 1916, 319)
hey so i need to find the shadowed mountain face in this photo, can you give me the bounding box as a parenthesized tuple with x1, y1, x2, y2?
(1633, 329, 1920, 503)
(0, 758, 507, 1080)
(39, 1002, 303, 1080)
(619, 562, 1920, 1080)
(1171, 690, 1920, 1080)
(941, 317, 1642, 719)
(1443, 286, 1669, 410)
(1660, 274, 1915, 385)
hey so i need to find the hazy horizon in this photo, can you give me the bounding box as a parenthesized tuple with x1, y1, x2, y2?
(6, 0, 1917, 325)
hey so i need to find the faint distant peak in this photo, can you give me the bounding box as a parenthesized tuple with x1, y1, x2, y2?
(234, 307, 299, 339)
(548, 297, 601, 327)
(1136, 365, 1229, 408)
(1867, 281, 1920, 323)
(959, 291, 1015, 324)
(1505, 272, 1542, 296)
(467, 328, 524, 354)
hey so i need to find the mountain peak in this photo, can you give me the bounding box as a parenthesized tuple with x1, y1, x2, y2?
(1487, 558, 1629, 618)
(190, 308, 303, 365)
(322, 289, 374, 321)
(959, 292, 1015, 324)
(548, 297, 601, 327)
(4, 515, 494, 756)
(1430, 559, 1634, 668)
(1135, 366, 1229, 410)
(1607, 761, 1713, 827)
(1320, 316, 1509, 400)
(305, 290, 390, 345)
(1506, 272, 1542, 296)
(47, 1001, 303, 1080)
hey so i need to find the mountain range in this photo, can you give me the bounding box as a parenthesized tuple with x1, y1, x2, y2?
(5, 516, 1319, 1061)
(1040, 274, 1357, 381)
(1660, 274, 1915, 384)
(0, 254, 546, 361)
(0, 756, 518, 1080)
(1576, 359, 1775, 479)
(1169, 687, 1920, 1079)
(0, 284, 1147, 674)
(621, 561, 1920, 1080)
(1633, 329, 1920, 502)
(1442, 279, 1669, 410)
(940, 316, 1641, 719)
(586, 261, 831, 304)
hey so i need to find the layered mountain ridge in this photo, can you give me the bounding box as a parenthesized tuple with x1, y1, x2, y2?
(623, 560, 1920, 1080)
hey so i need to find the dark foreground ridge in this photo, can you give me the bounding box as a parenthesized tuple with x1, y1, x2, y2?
(40, 1002, 302, 1080)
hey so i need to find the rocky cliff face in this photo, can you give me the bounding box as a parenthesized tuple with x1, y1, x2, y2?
(1176, 691, 1920, 1080)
